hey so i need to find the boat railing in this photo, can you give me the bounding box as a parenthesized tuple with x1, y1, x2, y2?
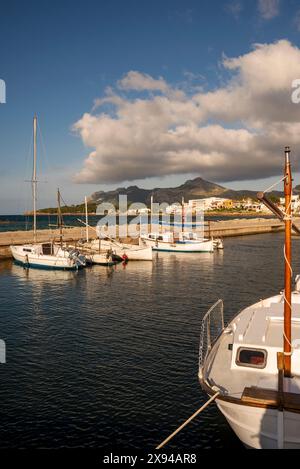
(198, 299, 225, 373)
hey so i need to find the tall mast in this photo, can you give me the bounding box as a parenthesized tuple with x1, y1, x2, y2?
(57, 188, 63, 246)
(284, 146, 292, 377)
(182, 196, 185, 231)
(33, 115, 37, 242)
(85, 196, 89, 243)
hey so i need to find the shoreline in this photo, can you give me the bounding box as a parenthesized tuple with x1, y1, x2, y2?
(0, 217, 293, 261)
(4, 211, 282, 217)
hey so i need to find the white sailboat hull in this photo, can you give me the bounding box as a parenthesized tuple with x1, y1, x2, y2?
(10, 245, 80, 270)
(141, 237, 214, 252)
(216, 398, 300, 449)
(87, 252, 118, 266)
(91, 240, 153, 261)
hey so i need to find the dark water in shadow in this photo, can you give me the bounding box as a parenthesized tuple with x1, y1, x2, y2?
(0, 232, 299, 449)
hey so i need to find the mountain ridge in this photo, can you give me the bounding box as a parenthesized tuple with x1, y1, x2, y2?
(89, 176, 286, 206)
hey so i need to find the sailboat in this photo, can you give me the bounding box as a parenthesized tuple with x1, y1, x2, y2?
(199, 147, 300, 449)
(140, 196, 215, 253)
(10, 116, 86, 270)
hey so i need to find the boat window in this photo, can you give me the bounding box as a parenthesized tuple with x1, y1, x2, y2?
(42, 243, 53, 255)
(23, 248, 32, 253)
(236, 348, 267, 369)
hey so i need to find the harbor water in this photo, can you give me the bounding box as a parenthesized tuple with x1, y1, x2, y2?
(0, 232, 297, 449)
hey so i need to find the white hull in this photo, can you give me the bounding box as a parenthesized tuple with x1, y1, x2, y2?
(91, 240, 153, 261)
(10, 245, 81, 270)
(216, 398, 300, 449)
(87, 252, 118, 266)
(141, 238, 214, 252)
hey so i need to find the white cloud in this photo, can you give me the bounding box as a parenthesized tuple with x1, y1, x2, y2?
(117, 71, 169, 93)
(257, 0, 280, 20)
(73, 40, 300, 184)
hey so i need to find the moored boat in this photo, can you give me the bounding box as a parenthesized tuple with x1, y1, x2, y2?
(90, 238, 153, 261)
(199, 147, 300, 449)
(10, 116, 86, 270)
(140, 231, 214, 253)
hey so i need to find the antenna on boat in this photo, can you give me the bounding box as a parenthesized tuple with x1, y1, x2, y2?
(284, 146, 292, 377)
(33, 114, 37, 243)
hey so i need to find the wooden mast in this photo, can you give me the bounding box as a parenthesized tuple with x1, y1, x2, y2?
(85, 196, 89, 243)
(33, 115, 37, 243)
(284, 146, 292, 377)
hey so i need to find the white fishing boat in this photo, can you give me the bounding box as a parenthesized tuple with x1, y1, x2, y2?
(91, 238, 153, 261)
(140, 231, 214, 253)
(199, 147, 300, 449)
(86, 252, 120, 266)
(10, 116, 86, 270)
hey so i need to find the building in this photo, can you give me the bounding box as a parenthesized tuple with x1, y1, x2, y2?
(279, 195, 300, 214)
(188, 197, 233, 211)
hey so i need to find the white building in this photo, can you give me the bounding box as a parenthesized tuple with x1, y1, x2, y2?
(279, 195, 300, 213)
(188, 197, 232, 211)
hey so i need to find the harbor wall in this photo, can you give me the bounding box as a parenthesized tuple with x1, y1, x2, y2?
(0, 218, 295, 260)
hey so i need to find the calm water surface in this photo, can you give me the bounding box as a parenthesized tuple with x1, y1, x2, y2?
(0, 233, 298, 449)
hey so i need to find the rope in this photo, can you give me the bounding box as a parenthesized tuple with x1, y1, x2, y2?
(263, 176, 286, 194)
(283, 244, 294, 356)
(156, 392, 220, 450)
(283, 331, 293, 356)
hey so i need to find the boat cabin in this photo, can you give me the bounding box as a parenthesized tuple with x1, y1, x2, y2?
(203, 292, 300, 398)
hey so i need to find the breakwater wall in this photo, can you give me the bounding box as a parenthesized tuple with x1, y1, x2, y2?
(0, 218, 294, 260)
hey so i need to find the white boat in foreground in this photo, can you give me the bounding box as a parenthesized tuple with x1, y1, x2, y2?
(140, 231, 214, 253)
(199, 147, 300, 449)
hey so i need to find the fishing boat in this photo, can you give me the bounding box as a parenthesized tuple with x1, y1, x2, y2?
(86, 251, 121, 266)
(10, 116, 86, 270)
(140, 231, 214, 253)
(91, 238, 153, 261)
(199, 147, 300, 449)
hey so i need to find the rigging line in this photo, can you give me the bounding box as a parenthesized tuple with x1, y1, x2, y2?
(263, 176, 287, 194)
(36, 118, 50, 181)
(283, 330, 293, 356)
(283, 244, 293, 278)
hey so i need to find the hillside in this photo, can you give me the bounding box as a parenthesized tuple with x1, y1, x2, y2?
(89, 177, 282, 206)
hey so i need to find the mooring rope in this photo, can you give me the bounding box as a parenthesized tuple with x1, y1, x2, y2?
(156, 392, 220, 450)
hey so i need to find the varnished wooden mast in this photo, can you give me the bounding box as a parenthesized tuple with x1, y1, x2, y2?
(284, 146, 292, 377)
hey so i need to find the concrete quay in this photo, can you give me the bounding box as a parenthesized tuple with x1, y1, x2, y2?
(0, 217, 296, 260)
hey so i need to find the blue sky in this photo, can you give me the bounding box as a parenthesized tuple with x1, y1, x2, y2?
(1, 0, 300, 214)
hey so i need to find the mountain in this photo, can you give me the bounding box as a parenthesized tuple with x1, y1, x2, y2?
(89, 177, 282, 206)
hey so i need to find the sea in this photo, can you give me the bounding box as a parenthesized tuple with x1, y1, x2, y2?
(0, 214, 273, 233)
(0, 231, 297, 450)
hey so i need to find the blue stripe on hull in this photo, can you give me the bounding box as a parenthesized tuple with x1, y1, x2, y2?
(13, 260, 80, 271)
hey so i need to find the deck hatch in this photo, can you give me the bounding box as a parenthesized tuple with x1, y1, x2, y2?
(236, 347, 267, 369)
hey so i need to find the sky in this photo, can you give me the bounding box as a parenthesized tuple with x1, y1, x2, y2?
(1, 0, 300, 214)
